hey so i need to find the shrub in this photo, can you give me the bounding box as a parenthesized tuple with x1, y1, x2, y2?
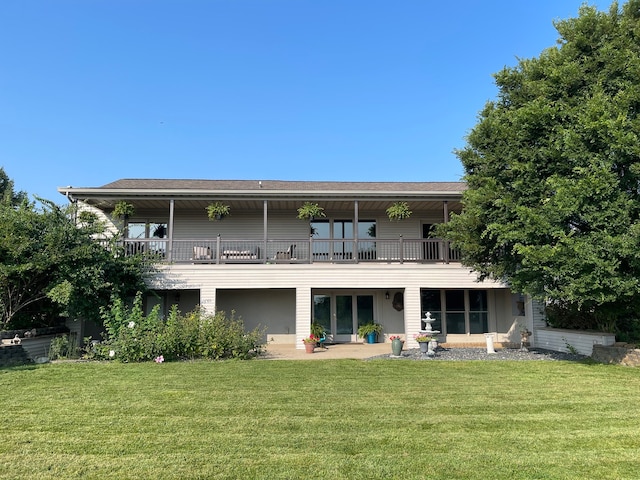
(199, 311, 264, 360)
(49, 334, 80, 360)
(98, 293, 265, 362)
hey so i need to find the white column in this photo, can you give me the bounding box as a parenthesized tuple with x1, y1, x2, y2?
(295, 287, 312, 349)
(403, 286, 422, 348)
(199, 286, 217, 315)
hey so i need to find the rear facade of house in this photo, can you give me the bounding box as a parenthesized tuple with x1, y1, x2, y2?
(59, 179, 531, 349)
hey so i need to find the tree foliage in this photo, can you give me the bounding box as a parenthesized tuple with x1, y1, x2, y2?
(0, 171, 149, 329)
(441, 1, 640, 333)
(0, 167, 27, 206)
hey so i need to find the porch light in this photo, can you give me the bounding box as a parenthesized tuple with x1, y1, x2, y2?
(385, 291, 390, 300)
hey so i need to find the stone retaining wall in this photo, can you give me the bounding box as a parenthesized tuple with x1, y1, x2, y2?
(0, 345, 31, 367)
(592, 344, 640, 366)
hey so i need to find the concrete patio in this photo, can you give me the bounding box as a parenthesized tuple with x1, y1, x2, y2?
(261, 342, 391, 360)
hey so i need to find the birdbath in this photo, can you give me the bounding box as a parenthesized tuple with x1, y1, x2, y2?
(420, 312, 440, 356)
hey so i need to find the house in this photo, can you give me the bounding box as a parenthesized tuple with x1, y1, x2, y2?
(58, 179, 533, 350)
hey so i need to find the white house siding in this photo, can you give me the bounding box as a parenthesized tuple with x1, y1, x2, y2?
(216, 289, 296, 344)
(377, 218, 421, 239)
(266, 212, 310, 238)
(487, 290, 529, 345)
(172, 212, 268, 239)
(531, 299, 547, 328)
(147, 263, 508, 349)
(375, 214, 445, 240)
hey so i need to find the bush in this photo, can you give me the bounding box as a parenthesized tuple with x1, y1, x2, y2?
(49, 334, 80, 360)
(98, 293, 265, 362)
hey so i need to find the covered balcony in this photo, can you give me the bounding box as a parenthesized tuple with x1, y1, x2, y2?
(121, 236, 461, 264)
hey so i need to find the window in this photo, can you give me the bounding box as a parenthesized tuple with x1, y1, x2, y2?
(420, 289, 442, 332)
(420, 289, 489, 335)
(445, 290, 466, 334)
(126, 222, 167, 239)
(310, 219, 376, 261)
(126, 221, 168, 256)
(358, 220, 376, 260)
(469, 290, 488, 333)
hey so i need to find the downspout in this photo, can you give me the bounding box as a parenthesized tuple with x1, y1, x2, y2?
(64, 191, 78, 223)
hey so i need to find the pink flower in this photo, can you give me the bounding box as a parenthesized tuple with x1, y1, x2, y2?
(154, 355, 164, 363)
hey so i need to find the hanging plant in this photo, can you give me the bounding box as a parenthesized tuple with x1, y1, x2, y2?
(206, 202, 231, 221)
(112, 201, 135, 219)
(386, 201, 412, 221)
(297, 202, 326, 221)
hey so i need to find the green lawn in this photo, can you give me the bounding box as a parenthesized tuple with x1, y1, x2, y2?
(1, 359, 639, 479)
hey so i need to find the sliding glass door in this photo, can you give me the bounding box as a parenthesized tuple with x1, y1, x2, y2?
(313, 293, 375, 342)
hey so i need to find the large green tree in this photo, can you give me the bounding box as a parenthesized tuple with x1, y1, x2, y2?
(0, 169, 149, 329)
(0, 167, 27, 206)
(441, 1, 640, 335)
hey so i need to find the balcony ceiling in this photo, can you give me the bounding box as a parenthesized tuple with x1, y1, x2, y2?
(77, 197, 462, 215)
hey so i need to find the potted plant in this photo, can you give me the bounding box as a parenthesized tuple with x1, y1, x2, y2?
(297, 202, 326, 221)
(112, 201, 135, 219)
(302, 334, 319, 353)
(310, 322, 328, 349)
(206, 202, 231, 221)
(357, 323, 383, 344)
(310, 322, 324, 337)
(389, 335, 404, 356)
(386, 201, 412, 221)
(413, 332, 434, 354)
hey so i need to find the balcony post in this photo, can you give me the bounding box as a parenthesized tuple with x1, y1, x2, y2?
(263, 200, 268, 263)
(216, 234, 221, 264)
(309, 235, 313, 264)
(443, 201, 450, 264)
(167, 199, 175, 262)
(399, 235, 404, 264)
(354, 200, 359, 264)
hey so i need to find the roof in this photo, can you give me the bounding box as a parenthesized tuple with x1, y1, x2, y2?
(58, 178, 465, 211)
(60, 178, 466, 196)
(97, 179, 465, 192)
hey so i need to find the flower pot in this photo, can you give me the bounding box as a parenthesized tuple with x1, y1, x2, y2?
(304, 343, 315, 354)
(391, 339, 403, 356)
(418, 341, 429, 354)
(366, 332, 377, 344)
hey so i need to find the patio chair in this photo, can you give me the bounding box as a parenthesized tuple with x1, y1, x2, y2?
(193, 246, 212, 261)
(275, 244, 296, 260)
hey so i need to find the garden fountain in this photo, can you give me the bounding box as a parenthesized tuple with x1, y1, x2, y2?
(419, 312, 440, 357)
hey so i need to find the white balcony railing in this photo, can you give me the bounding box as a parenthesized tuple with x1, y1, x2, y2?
(119, 237, 460, 264)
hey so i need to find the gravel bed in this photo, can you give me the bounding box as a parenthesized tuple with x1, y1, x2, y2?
(367, 347, 588, 362)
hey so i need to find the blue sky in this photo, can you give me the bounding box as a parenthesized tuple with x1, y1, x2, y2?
(1, 0, 604, 201)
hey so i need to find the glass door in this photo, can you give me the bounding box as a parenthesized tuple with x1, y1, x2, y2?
(335, 295, 353, 339)
(422, 223, 440, 261)
(313, 293, 375, 342)
(313, 294, 332, 335)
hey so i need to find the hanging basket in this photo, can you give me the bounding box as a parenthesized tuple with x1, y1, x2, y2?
(206, 202, 231, 221)
(386, 201, 412, 221)
(297, 202, 326, 220)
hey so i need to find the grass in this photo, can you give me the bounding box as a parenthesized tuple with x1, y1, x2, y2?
(1, 358, 639, 479)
